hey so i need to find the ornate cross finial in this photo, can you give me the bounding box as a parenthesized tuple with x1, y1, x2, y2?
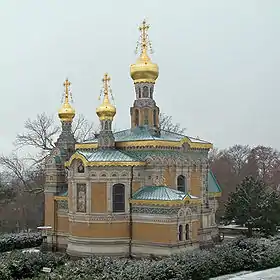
(99, 73, 114, 103)
(102, 73, 111, 94)
(63, 78, 71, 103)
(135, 19, 153, 56)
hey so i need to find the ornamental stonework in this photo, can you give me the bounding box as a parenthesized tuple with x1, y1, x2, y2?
(132, 206, 180, 215)
(57, 200, 68, 211)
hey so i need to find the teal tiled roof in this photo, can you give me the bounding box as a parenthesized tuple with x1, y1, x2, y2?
(208, 171, 221, 193)
(78, 127, 211, 145)
(124, 149, 185, 161)
(77, 149, 142, 163)
(114, 126, 211, 144)
(132, 186, 198, 201)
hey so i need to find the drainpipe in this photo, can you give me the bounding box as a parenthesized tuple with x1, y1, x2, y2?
(129, 165, 135, 258)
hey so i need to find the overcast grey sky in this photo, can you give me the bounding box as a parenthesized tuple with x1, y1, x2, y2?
(0, 0, 279, 153)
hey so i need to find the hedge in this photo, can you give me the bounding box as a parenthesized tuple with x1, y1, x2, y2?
(29, 237, 280, 280)
(0, 251, 67, 279)
(2, 237, 280, 279)
(0, 233, 42, 253)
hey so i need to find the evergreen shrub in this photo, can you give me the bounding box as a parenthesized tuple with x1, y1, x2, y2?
(2, 237, 280, 279)
(0, 233, 42, 253)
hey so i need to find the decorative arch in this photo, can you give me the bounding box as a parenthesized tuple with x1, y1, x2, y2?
(111, 172, 118, 177)
(178, 208, 185, 218)
(185, 207, 192, 216)
(177, 175, 186, 192)
(65, 152, 88, 167)
(145, 156, 154, 165)
(121, 171, 128, 177)
(112, 183, 125, 212)
(99, 171, 109, 178)
(167, 158, 176, 166)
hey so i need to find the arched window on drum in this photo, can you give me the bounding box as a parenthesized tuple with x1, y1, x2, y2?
(135, 109, 139, 127)
(177, 175, 186, 192)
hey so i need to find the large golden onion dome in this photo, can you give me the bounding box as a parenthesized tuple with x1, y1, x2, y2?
(130, 20, 159, 84)
(96, 73, 116, 121)
(58, 78, 75, 122)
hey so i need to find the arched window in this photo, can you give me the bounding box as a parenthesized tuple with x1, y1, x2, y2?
(153, 109, 157, 127)
(104, 121, 109, 130)
(112, 184, 125, 212)
(138, 87, 141, 98)
(185, 224, 189, 240)
(150, 87, 153, 98)
(178, 225, 183, 241)
(144, 109, 149, 125)
(143, 86, 149, 98)
(177, 175, 185, 192)
(77, 163, 85, 173)
(135, 109, 139, 126)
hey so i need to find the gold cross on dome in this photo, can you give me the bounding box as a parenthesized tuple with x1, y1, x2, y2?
(139, 19, 150, 50)
(63, 78, 71, 102)
(102, 73, 110, 94)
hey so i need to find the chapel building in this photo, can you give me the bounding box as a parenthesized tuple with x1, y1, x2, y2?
(44, 20, 221, 257)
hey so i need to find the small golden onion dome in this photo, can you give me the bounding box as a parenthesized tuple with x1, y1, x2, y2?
(58, 79, 75, 122)
(96, 73, 116, 121)
(130, 19, 159, 84)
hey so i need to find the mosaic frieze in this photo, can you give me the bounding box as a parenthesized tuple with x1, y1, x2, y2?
(132, 206, 180, 215)
(57, 200, 68, 211)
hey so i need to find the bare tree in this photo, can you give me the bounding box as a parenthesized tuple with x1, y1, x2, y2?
(208, 147, 222, 164)
(0, 154, 43, 193)
(251, 145, 280, 185)
(72, 114, 98, 143)
(14, 113, 97, 163)
(224, 145, 251, 175)
(0, 155, 45, 231)
(159, 113, 185, 134)
(15, 113, 59, 152)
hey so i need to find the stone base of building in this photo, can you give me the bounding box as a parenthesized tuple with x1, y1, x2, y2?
(131, 241, 199, 257)
(66, 236, 130, 257)
(64, 236, 199, 258)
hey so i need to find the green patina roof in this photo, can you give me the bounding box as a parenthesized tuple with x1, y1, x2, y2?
(208, 171, 221, 193)
(79, 126, 211, 145)
(124, 149, 185, 161)
(76, 149, 184, 163)
(132, 185, 198, 201)
(114, 127, 210, 144)
(77, 149, 142, 163)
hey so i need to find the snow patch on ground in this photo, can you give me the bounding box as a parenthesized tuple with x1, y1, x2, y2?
(211, 267, 280, 279)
